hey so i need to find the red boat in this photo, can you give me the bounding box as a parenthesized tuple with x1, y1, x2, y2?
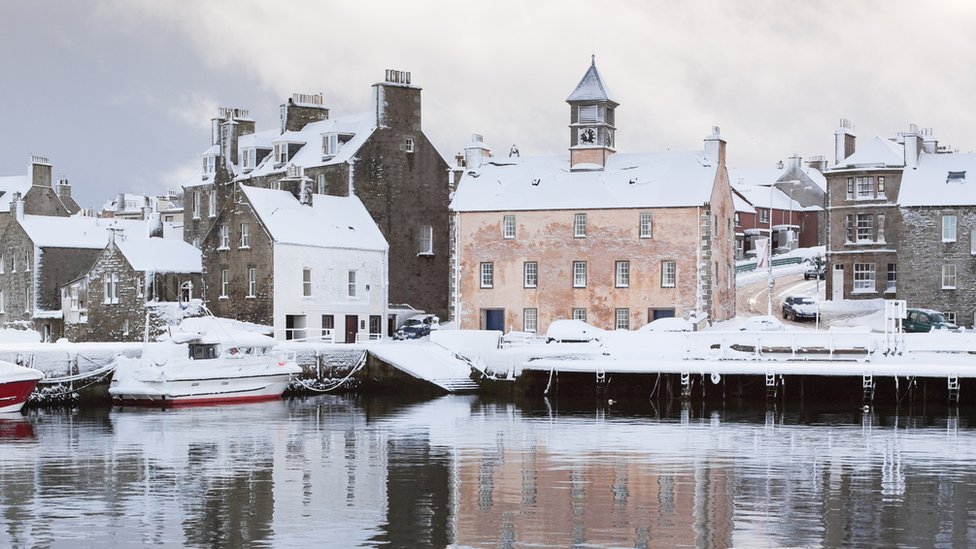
(0, 360, 43, 414)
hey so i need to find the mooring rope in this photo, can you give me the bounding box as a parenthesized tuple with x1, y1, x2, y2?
(292, 351, 368, 393)
(38, 356, 118, 385)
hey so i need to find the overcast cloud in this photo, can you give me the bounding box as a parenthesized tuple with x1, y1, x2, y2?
(3, 0, 976, 208)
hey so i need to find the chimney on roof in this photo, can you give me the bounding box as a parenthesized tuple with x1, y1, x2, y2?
(281, 93, 329, 134)
(463, 134, 492, 170)
(28, 155, 52, 187)
(147, 211, 164, 238)
(904, 124, 921, 169)
(372, 70, 421, 131)
(921, 127, 939, 154)
(806, 156, 826, 173)
(212, 106, 254, 168)
(56, 177, 72, 199)
(11, 192, 24, 221)
(787, 154, 801, 170)
(834, 119, 855, 165)
(703, 126, 726, 167)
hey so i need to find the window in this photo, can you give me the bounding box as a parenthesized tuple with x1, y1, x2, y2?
(11, 254, 15, 272)
(661, 260, 676, 288)
(302, 268, 312, 297)
(943, 215, 957, 242)
(418, 225, 433, 255)
(0, 253, 4, 273)
(639, 212, 653, 238)
(242, 148, 255, 170)
(942, 264, 957, 289)
(759, 209, 769, 224)
(573, 261, 587, 288)
(574, 213, 587, 237)
(855, 176, 874, 199)
(247, 267, 257, 297)
(615, 308, 630, 330)
(102, 273, 119, 304)
(971, 229, 976, 255)
(220, 269, 229, 298)
(208, 192, 216, 218)
(845, 215, 855, 242)
(348, 270, 358, 297)
(193, 192, 201, 219)
(846, 177, 854, 199)
(404, 138, 415, 153)
(734, 213, 740, 228)
(856, 214, 874, 242)
(615, 261, 630, 288)
(945, 311, 957, 324)
(480, 263, 494, 289)
(523, 308, 538, 333)
(322, 134, 338, 157)
(275, 143, 289, 164)
(219, 225, 230, 249)
(878, 176, 885, 193)
(136, 277, 144, 298)
(572, 308, 587, 322)
(240, 223, 250, 248)
(524, 261, 538, 288)
(0, 290, 5, 313)
(503, 215, 516, 239)
(877, 214, 886, 242)
(322, 315, 334, 331)
(317, 173, 326, 195)
(23, 253, 29, 272)
(886, 264, 897, 293)
(853, 263, 876, 292)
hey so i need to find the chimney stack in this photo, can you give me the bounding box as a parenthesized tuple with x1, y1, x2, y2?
(787, 154, 801, 171)
(904, 123, 920, 169)
(703, 126, 726, 167)
(463, 134, 492, 170)
(834, 119, 855, 165)
(28, 155, 52, 187)
(56, 177, 72, 199)
(372, 70, 421, 131)
(806, 156, 826, 173)
(921, 127, 938, 154)
(12, 192, 24, 221)
(280, 93, 328, 134)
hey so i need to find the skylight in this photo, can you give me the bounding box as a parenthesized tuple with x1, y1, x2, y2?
(947, 171, 966, 183)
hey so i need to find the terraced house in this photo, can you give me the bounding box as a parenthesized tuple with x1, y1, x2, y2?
(450, 59, 736, 333)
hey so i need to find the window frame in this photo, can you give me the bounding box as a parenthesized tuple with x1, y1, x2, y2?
(480, 262, 494, 289)
(303, 268, 312, 297)
(247, 267, 257, 298)
(943, 215, 958, 242)
(418, 225, 433, 255)
(942, 263, 957, 289)
(856, 214, 874, 242)
(615, 260, 630, 288)
(572, 308, 587, 322)
(193, 192, 201, 220)
(615, 308, 630, 331)
(886, 263, 897, 293)
(239, 223, 250, 248)
(572, 261, 587, 288)
(347, 270, 358, 298)
(523, 261, 538, 288)
(523, 308, 538, 333)
(853, 262, 876, 293)
(639, 212, 653, 238)
(219, 225, 230, 249)
(208, 191, 216, 218)
(322, 134, 338, 157)
(661, 260, 676, 288)
(855, 176, 874, 199)
(503, 215, 516, 239)
(220, 269, 229, 298)
(574, 213, 587, 238)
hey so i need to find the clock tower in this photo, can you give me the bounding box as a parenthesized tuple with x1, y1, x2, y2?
(568, 55, 618, 170)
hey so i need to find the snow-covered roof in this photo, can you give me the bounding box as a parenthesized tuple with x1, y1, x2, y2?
(238, 129, 277, 150)
(832, 137, 905, 170)
(239, 112, 375, 181)
(240, 185, 387, 251)
(899, 152, 976, 207)
(799, 167, 827, 191)
(450, 151, 720, 212)
(731, 190, 755, 213)
(566, 57, 617, 104)
(116, 237, 201, 274)
(18, 215, 145, 249)
(734, 184, 813, 212)
(0, 175, 29, 213)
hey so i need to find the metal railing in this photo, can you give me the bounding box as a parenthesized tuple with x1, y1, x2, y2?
(735, 256, 803, 274)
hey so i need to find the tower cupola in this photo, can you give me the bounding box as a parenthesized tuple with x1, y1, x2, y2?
(567, 56, 618, 170)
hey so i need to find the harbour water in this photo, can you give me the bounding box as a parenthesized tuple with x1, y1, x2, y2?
(2, 396, 976, 547)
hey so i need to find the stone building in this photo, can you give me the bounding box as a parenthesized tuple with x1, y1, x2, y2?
(449, 59, 736, 333)
(62, 226, 202, 342)
(731, 184, 820, 260)
(185, 71, 451, 328)
(0, 155, 80, 236)
(898, 152, 976, 328)
(202, 182, 387, 342)
(0, 203, 143, 340)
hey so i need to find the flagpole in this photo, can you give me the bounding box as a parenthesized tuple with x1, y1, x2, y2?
(767, 185, 774, 317)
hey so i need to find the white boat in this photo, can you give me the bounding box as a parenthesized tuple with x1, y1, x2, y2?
(0, 360, 44, 414)
(109, 321, 302, 407)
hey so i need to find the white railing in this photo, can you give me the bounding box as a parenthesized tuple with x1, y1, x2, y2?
(285, 328, 335, 343)
(355, 332, 383, 343)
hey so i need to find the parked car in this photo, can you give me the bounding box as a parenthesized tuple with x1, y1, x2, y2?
(739, 315, 786, 332)
(782, 296, 818, 321)
(903, 309, 959, 333)
(546, 319, 604, 343)
(393, 314, 439, 340)
(803, 263, 825, 280)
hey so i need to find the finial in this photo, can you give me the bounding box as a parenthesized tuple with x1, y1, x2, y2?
(591, 54, 595, 66)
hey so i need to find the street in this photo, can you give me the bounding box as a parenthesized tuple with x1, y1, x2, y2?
(736, 270, 826, 327)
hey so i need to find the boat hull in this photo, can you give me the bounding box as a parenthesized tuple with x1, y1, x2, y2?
(0, 379, 41, 414)
(111, 373, 296, 407)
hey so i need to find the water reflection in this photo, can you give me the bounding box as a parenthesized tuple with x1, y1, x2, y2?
(2, 398, 976, 547)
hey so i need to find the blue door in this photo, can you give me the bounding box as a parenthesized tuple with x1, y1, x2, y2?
(652, 308, 676, 321)
(484, 309, 505, 331)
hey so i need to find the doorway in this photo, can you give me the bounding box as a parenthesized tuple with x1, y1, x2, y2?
(345, 315, 359, 343)
(649, 308, 676, 322)
(832, 264, 844, 301)
(483, 309, 505, 331)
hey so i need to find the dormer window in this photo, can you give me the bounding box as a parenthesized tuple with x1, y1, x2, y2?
(322, 133, 339, 158)
(202, 154, 217, 178)
(404, 138, 415, 153)
(274, 143, 288, 165)
(242, 148, 256, 171)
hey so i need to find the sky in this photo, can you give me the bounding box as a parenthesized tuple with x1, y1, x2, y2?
(3, 0, 976, 209)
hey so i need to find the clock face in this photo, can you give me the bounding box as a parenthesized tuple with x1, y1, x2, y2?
(578, 127, 596, 145)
